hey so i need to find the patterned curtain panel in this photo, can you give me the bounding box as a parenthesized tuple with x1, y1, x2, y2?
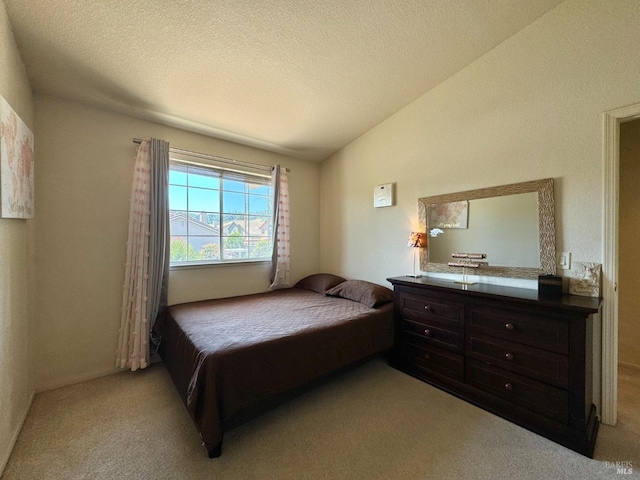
(269, 165, 290, 290)
(116, 138, 169, 371)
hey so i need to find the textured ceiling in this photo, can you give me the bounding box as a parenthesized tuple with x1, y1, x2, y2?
(5, 0, 564, 160)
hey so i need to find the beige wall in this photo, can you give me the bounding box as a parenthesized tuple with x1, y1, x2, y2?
(320, 0, 640, 288)
(0, 0, 34, 472)
(33, 95, 320, 391)
(619, 119, 640, 369)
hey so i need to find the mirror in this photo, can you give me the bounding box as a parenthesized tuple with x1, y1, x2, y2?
(418, 178, 556, 279)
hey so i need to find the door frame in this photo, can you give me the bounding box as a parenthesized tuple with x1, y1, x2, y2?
(602, 102, 640, 425)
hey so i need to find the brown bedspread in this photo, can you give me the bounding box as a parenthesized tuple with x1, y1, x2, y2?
(154, 287, 393, 457)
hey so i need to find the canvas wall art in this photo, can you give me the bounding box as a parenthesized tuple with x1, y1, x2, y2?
(1, 96, 34, 219)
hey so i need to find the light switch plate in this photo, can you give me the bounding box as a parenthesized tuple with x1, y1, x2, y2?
(558, 252, 571, 270)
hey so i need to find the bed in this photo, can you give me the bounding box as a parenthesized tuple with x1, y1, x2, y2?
(153, 274, 394, 457)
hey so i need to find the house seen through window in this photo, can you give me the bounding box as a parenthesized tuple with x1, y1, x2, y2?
(169, 160, 273, 265)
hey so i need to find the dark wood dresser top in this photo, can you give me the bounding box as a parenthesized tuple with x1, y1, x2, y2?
(387, 276, 602, 315)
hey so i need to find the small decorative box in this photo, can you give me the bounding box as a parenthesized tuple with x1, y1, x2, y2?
(538, 274, 562, 297)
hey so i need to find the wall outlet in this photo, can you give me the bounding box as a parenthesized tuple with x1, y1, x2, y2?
(557, 252, 571, 270)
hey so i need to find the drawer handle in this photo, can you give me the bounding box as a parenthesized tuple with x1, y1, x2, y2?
(424, 305, 432, 312)
(505, 323, 515, 331)
(504, 383, 513, 392)
(424, 329, 431, 336)
(505, 352, 514, 361)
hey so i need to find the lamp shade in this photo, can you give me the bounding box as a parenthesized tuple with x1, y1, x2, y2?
(407, 232, 426, 248)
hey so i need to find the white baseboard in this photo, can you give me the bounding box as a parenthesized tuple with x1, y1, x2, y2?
(36, 367, 121, 394)
(0, 390, 35, 477)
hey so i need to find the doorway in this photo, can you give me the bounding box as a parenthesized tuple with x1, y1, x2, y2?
(603, 103, 640, 426)
(617, 119, 640, 436)
(619, 119, 640, 373)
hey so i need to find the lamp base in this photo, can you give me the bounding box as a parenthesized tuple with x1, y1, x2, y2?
(406, 274, 423, 278)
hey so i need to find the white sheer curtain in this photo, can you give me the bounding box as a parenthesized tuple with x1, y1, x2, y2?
(269, 165, 290, 290)
(116, 138, 169, 371)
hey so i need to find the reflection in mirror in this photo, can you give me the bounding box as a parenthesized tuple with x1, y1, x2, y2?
(418, 179, 555, 279)
(428, 193, 540, 268)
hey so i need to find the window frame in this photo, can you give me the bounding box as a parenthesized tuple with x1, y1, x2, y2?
(168, 156, 274, 268)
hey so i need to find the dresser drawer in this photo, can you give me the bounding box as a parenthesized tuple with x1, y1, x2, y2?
(467, 307, 568, 354)
(467, 334, 568, 388)
(397, 290, 464, 328)
(402, 342, 464, 381)
(403, 319, 463, 353)
(466, 359, 568, 422)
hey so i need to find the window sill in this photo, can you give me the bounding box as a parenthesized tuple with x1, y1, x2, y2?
(170, 260, 271, 270)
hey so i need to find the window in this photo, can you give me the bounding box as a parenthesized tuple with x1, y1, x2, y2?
(169, 160, 273, 266)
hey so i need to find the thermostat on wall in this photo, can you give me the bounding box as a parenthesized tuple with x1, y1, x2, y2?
(374, 183, 394, 208)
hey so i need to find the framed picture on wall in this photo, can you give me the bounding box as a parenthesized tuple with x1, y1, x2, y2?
(1, 96, 34, 219)
(374, 183, 394, 208)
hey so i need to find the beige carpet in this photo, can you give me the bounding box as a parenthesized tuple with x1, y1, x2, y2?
(2, 359, 639, 480)
(597, 365, 640, 469)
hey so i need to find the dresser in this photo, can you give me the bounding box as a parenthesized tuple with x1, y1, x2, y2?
(387, 276, 602, 457)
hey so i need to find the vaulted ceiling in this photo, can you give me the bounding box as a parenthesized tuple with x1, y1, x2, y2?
(5, 0, 564, 160)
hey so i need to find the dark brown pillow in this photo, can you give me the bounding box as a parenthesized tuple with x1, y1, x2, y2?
(325, 280, 393, 308)
(294, 273, 346, 294)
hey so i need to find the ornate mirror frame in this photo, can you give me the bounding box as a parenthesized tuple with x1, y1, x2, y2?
(418, 178, 556, 279)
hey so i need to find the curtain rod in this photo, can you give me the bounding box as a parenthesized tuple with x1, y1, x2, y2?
(132, 138, 290, 173)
